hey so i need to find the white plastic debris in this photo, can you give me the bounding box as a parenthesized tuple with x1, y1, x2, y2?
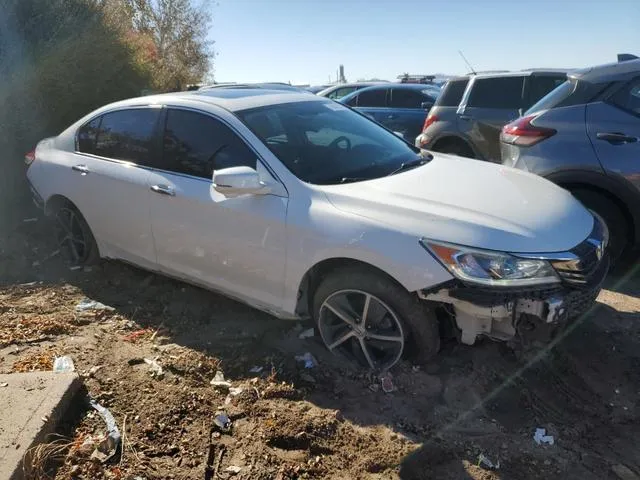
(478, 453, 500, 470)
(75, 297, 115, 312)
(88, 398, 121, 462)
(298, 328, 315, 339)
(229, 387, 244, 396)
(0, 382, 8, 387)
(295, 352, 317, 369)
(23, 218, 38, 223)
(143, 358, 164, 378)
(53, 356, 75, 373)
(226, 466, 242, 475)
(210, 371, 232, 388)
(249, 366, 264, 373)
(533, 428, 555, 445)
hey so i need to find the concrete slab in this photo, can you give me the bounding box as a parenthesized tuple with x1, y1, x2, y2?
(0, 372, 81, 480)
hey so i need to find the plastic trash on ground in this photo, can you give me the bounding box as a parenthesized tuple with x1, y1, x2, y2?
(295, 352, 317, 369)
(477, 453, 500, 470)
(75, 297, 115, 312)
(210, 371, 232, 388)
(143, 358, 164, 379)
(249, 366, 264, 373)
(53, 356, 75, 373)
(88, 398, 121, 462)
(213, 412, 232, 432)
(533, 427, 555, 445)
(298, 328, 315, 339)
(226, 466, 242, 474)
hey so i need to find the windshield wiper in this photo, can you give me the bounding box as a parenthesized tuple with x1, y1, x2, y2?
(387, 155, 431, 177)
(339, 176, 371, 184)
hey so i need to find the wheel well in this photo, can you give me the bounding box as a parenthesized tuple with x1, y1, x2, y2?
(294, 258, 405, 318)
(559, 182, 635, 243)
(431, 136, 475, 156)
(44, 194, 74, 216)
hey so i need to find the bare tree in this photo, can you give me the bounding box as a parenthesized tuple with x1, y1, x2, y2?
(124, 0, 214, 91)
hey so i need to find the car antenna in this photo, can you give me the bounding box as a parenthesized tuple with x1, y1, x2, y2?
(458, 50, 477, 75)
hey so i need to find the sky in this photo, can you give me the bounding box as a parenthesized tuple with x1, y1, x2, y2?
(209, 0, 640, 86)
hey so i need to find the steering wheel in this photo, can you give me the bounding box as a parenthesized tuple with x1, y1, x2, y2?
(328, 135, 352, 151)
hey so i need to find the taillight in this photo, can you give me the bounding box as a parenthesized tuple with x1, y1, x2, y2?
(501, 115, 556, 147)
(25, 149, 36, 166)
(422, 113, 439, 132)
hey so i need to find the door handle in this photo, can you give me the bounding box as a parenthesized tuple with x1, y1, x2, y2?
(150, 185, 175, 196)
(596, 132, 638, 144)
(72, 165, 90, 175)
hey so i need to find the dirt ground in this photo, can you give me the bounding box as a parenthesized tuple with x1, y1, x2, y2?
(2, 205, 640, 480)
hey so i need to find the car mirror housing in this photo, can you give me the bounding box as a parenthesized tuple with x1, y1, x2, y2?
(213, 166, 270, 197)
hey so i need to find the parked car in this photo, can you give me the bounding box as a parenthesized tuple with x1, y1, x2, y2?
(26, 88, 608, 370)
(416, 70, 567, 161)
(501, 56, 640, 264)
(339, 84, 439, 140)
(316, 82, 388, 100)
(200, 82, 305, 92)
(306, 84, 334, 94)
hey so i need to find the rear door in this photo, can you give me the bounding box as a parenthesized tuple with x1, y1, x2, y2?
(587, 77, 640, 190)
(458, 76, 525, 162)
(74, 107, 160, 268)
(387, 88, 434, 140)
(146, 107, 288, 309)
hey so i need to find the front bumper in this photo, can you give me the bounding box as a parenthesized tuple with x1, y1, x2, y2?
(419, 217, 609, 345)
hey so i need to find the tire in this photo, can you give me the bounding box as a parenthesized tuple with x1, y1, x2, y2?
(51, 200, 100, 266)
(571, 189, 629, 267)
(435, 141, 475, 158)
(312, 266, 440, 370)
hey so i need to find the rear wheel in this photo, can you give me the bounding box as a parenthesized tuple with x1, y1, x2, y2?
(570, 189, 630, 267)
(312, 267, 440, 370)
(51, 201, 100, 266)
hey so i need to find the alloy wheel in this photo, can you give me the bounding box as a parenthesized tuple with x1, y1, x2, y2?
(54, 207, 88, 264)
(318, 289, 405, 370)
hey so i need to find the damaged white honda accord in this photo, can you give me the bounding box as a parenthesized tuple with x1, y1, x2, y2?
(26, 88, 609, 370)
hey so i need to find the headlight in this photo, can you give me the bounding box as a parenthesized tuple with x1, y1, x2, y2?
(420, 239, 560, 287)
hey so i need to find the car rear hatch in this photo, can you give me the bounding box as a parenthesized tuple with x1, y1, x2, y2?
(418, 77, 469, 146)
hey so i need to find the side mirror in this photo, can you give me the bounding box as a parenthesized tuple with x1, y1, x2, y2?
(393, 131, 405, 139)
(213, 166, 269, 197)
(421, 101, 434, 110)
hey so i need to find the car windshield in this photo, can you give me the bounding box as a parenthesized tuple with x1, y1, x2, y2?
(236, 100, 427, 185)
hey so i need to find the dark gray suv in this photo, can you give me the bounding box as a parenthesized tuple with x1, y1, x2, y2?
(416, 71, 566, 162)
(501, 56, 640, 264)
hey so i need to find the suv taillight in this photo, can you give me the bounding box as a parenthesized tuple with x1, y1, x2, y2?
(25, 149, 36, 166)
(501, 115, 556, 147)
(422, 113, 439, 132)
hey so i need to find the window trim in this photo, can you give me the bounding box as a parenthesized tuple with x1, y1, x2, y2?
(604, 76, 640, 120)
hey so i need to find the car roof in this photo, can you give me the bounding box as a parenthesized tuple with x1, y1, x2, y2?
(446, 69, 569, 83)
(570, 58, 640, 83)
(103, 88, 327, 113)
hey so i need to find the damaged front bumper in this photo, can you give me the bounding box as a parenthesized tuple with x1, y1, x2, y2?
(419, 245, 609, 346)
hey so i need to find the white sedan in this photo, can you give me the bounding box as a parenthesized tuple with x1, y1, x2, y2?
(26, 88, 609, 370)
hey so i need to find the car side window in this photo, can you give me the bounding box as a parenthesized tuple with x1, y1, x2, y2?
(468, 77, 525, 109)
(610, 79, 640, 116)
(389, 89, 425, 109)
(162, 109, 256, 179)
(91, 109, 160, 164)
(77, 117, 102, 154)
(356, 88, 387, 107)
(527, 75, 566, 109)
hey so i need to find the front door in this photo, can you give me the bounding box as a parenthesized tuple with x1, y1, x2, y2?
(73, 107, 161, 268)
(387, 88, 433, 140)
(147, 107, 288, 310)
(587, 78, 640, 191)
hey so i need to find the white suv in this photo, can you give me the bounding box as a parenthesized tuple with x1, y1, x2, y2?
(26, 88, 609, 370)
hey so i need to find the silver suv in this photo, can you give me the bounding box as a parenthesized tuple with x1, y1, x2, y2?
(501, 56, 640, 264)
(416, 71, 566, 162)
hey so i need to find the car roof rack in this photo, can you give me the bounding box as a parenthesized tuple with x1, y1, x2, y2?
(397, 74, 437, 84)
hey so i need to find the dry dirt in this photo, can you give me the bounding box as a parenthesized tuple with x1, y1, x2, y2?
(2, 207, 640, 480)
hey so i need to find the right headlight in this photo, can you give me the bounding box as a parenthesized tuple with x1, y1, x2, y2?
(420, 239, 560, 287)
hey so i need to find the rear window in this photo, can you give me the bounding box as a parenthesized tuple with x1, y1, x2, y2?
(468, 76, 524, 109)
(525, 78, 608, 115)
(526, 75, 566, 109)
(435, 79, 468, 107)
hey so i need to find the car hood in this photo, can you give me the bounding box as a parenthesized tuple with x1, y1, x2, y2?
(320, 154, 594, 253)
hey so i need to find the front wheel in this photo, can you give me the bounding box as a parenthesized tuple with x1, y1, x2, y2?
(312, 267, 440, 370)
